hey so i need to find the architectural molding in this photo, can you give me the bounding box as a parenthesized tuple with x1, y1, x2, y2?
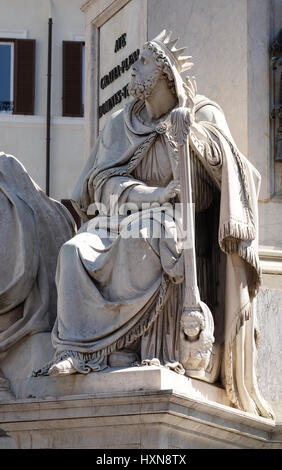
(0, 115, 84, 128)
(259, 246, 282, 275)
(0, 388, 281, 449)
(81, 0, 131, 27)
(0, 30, 27, 39)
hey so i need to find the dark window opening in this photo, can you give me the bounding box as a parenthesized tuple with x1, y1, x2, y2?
(62, 41, 85, 117)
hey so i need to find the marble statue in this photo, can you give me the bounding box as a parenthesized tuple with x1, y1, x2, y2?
(35, 30, 273, 419)
(0, 153, 75, 391)
(179, 305, 215, 376)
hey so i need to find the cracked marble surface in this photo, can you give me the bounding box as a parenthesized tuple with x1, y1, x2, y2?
(257, 287, 282, 403)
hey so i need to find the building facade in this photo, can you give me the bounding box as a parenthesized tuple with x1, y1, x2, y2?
(0, 0, 85, 201)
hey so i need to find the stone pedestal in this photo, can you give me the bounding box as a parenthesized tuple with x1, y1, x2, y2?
(0, 332, 281, 449)
(0, 366, 281, 449)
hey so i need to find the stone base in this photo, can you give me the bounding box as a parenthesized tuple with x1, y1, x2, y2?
(0, 391, 281, 449)
(0, 332, 55, 389)
(0, 365, 281, 449)
(0, 333, 281, 449)
(9, 365, 232, 405)
(0, 428, 16, 449)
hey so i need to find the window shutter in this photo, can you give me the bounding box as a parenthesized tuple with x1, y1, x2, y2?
(13, 39, 35, 115)
(62, 41, 83, 117)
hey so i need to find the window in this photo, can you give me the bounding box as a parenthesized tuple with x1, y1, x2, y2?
(0, 42, 14, 113)
(62, 41, 85, 117)
(0, 38, 35, 115)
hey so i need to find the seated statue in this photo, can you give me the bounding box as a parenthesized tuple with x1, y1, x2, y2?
(35, 30, 273, 419)
(0, 153, 75, 389)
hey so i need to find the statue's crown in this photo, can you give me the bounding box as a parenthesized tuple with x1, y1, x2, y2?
(150, 29, 193, 73)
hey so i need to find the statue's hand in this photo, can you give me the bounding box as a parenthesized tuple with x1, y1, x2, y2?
(159, 180, 180, 204)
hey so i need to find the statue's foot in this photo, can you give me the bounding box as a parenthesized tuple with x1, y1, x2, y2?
(48, 357, 77, 376)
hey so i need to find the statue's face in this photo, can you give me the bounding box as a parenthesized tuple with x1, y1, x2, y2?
(129, 48, 161, 100)
(183, 318, 202, 338)
(131, 49, 158, 83)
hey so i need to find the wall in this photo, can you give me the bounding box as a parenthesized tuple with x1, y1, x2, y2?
(0, 0, 85, 200)
(148, 0, 248, 157)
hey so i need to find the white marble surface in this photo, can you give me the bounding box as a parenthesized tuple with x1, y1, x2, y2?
(257, 287, 282, 403)
(0, 333, 54, 384)
(247, 0, 271, 201)
(0, 387, 280, 449)
(12, 365, 200, 400)
(0, 432, 16, 449)
(1, 333, 229, 405)
(259, 202, 282, 248)
(148, 0, 248, 157)
(0, 328, 280, 448)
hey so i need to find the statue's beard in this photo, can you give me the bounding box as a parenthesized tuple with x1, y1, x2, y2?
(128, 71, 160, 100)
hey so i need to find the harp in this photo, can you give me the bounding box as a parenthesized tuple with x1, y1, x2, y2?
(170, 102, 216, 377)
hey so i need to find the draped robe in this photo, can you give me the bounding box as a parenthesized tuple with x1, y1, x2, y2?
(37, 96, 273, 418)
(0, 153, 75, 356)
